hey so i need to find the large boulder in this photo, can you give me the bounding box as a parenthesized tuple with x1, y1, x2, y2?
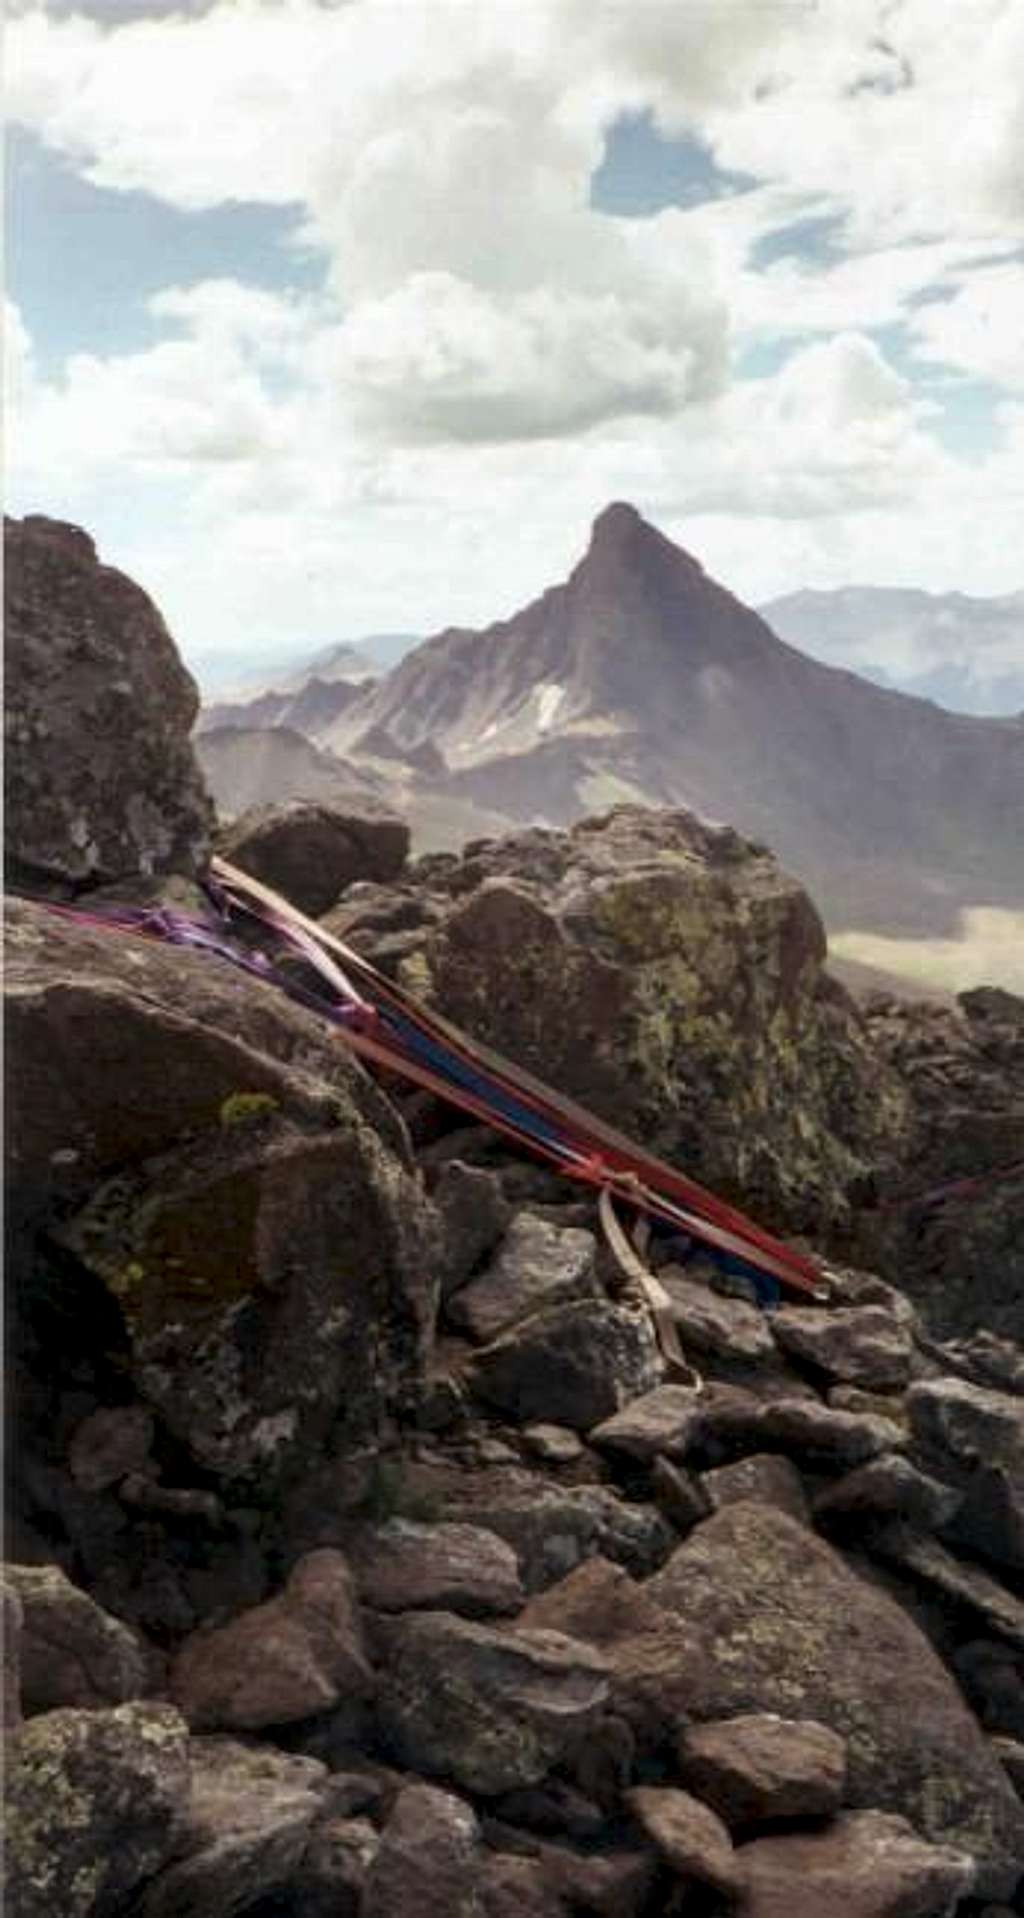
(4, 514, 213, 892)
(217, 799, 409, 917)
(5, 899, 440, 1485)
(645, 1501, 1024, 1897)
(733, 1809, 974, 1918)
(3, 1701, 190, 1918)
(332, 807, 911, 1241)
(5, 1562, 148, 1714)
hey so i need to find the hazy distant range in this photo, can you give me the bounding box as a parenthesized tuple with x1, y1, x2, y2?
(195, 508, 1024, 994)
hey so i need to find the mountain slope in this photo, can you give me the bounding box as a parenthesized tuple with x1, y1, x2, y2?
(760, 584, 1024, 715)
(324, 504, 1023, 935)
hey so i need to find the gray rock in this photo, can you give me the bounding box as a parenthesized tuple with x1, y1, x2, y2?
(350, 1519, 523, 1617)
(704, 1453, 810, 1524)
(429, 1463, 673, 1591)
(771, 1303, 912, 1390)
(468, 1299, 663, 1430)
(4, 514, 212, 891)
(733, 1809, 974, 1918)
(5, 1562, 148, 1714)
(217, 799, 409, 916)
(627, 1784, 738, 1894)
(4, 1701, 190, 1918)
(812, 1456, 961, 1532)
(650, 1457, 713, 1535)
(67, 1404, 155, 1492)
(868, 1525, 1024, 1651)
(171, 1549, 372, 1731)
(141, 1737, 329, 1918)
(660, 1272, 775, 1363)
(363, 1781, 482, 1918)
(378, 1610, 610, 1794)
(434, 1160, 512, 1298)
(645, 1502, 1024, 1898)
(907, 1376, 1024, 1572)
(447, 1212, 598, 1343)
(589, 1384, 705, 1461)
(756, 1397, 905, 1467)
(679, 1713, 847, 1825)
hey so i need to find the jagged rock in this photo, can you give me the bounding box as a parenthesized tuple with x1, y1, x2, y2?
(812, 1456, 961, 1532)
(349, 1519, 523, 1617)
(67, 1404, 155, 1492)
(868, 1525, 1024, 1651)
(644, 1502, 1024, 1897)
(433, 1160, 512, 1297)
(377, 1610, 610, 1794)
(660, 1272, 775, 1363)
(363, 1781, 481, 1918)
(678, 1714, 846, 1825)
(216, 800, 409, 917)
(447, 1212, 598, 1343)
(342, 807, 911, 1246)
(5, 1563, 148, 1715)
(410, 1462, 674, 1591)
(3, 1700, 190, 1918)
(4, 514, 213, 892)
(650, 1457, 713, 1534)
(6, 898, 440, 1488)
(704, 1453, 810, 1524)
(906, 1377, 1024, 1572)
(468, 1299, 663, 1430)
(171, 1550, 372, 1731)
(626, 1784, 738, 1894)
(141, 1737, 329, 1918)
(589, 1384, 705, 1461)
(733, 1809, 974, 1918)
(2, 1577, 23, 1730)
(770, 1304, 912, 1390)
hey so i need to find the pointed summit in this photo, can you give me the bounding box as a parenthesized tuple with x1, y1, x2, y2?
(583, 501, 704, 581)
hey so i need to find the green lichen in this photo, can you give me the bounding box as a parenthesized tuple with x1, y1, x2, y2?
(218, 1089, 280, 1128)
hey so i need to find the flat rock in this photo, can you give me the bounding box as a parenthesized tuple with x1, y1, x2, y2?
(589, 1384, 705, 1460)
(627, 1784, 738, 1894)
(363, 1781, 482, 1918)
(171, 1549, 372, 1731)
(447, 1212, 598, 1343)
(645, 1502, 1024, 1897)
(4, 1701, 190, 1918)
(771, 1304, 912, 1390)
(217, 799, 409, 916)
(468, 1299, 663, 1430)
(660, 1273, 775, 1363)
(4, 514, 212, 892)
(350, 1519, 523, 1617)
(733, 1809, 974, 1918)
(141, 1736, 329, 1918)
(679, 1713, 846, 1825)
(756, 1397, 905, 1467)
(704, 1453, 810, 1524)
(377, 1609, 609, 1794)
(5, 1562, 148, 1714)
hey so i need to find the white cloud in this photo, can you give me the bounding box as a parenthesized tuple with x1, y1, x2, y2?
(908, 261, 1024, 391)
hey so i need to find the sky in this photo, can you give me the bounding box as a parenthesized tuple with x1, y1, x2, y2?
(6, 0, 1024, 699)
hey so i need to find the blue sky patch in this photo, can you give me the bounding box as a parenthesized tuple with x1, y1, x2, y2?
(591, 111, 757, 217)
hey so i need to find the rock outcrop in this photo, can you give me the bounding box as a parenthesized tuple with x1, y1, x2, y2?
(4, 515, 213, 892)
(217, 799, 409, 917)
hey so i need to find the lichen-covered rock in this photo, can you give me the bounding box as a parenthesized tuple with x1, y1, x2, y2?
(4, 514, 213, 892)
(5, 1562, 148, 1714)
(468, 1299, 663, 1430)
(363, 1781, 482, 1918)
(350, 1519, 523, 1618)
(340, 807, 911, 1243)
(446, 1212, 598, 1343)
(704, 1453, 810, 1524)
(6, 899, 440, 1485)
(377, 1610, 610, 1794)
(141, 1737, 329, 1918)
(3, 1700, 190, 1918)
(645, 1502, 1024, 1897)
(171, 1550, 372, 1731)
(217, 800, 409, 917)
(733, 1809, 974, 1918)
(678, 1714, 847, 1826)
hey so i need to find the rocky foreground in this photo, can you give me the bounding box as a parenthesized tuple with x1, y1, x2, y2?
(4, 514, 1024, 1918)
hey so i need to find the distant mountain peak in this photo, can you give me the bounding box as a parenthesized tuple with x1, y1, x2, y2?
(584, 500, 704, 580)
